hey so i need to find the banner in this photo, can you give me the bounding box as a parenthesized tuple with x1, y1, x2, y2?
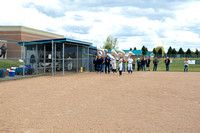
(188, 60, 195, 64)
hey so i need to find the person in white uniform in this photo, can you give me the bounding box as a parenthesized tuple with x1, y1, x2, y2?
(127, 57, 133, 74)
(111, 58, 117, 73)
(118, 57, 123, 76)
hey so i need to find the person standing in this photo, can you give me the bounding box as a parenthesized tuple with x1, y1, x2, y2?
(105, 55, 110, 74)
(101, 57, 105, 72)
(146, 57, 151, 71)
(153, 57, 159, 71)
(122, 58, 126, 72)
(132, 57, 135, 71)
(141, 57, 146, 71)
(96, 56, 102, 73)
(93, 56, 98, 71)
(165, 57, 170, 71)
(137, 58, 141, 71)
(127, 57, 133, 74)
(111, 58, 117, 74)
(184, 58, 189, 72)
(0, 44, 7, 59)
(118, 57, 123, 76)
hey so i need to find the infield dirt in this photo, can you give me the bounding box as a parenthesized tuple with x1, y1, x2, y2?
(0, 72, 200, 132)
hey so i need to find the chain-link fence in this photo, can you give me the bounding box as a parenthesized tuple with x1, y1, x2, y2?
(0, 39, 97, 81)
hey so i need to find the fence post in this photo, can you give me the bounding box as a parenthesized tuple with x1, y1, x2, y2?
(55, 43, 56, 75)
(63, 43, 64, 75)
(88, 47, 89, 72)
(77, 45, 78, 72)
(51, 40, 54, 76)
(44, 44, 46, 74)
(23, 42, 25, 77)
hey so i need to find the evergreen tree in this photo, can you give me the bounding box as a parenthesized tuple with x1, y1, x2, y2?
(130, 47, 132, 50)
(134, 47, 137, 50)
(178, 47, 184, 57)
(141, 46, 148, 55)
(153, 48, 157, 55)
(157, 48, 162, 58)
(185, 48, 192, 57)
(172, 48, 177, 58)
(167, 46, 173, 54)
(195, 49, 199, 57)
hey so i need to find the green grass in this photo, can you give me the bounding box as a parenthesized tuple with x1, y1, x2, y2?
(0, 60, 23, 69)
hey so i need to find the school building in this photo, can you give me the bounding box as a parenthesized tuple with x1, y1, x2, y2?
(0, 26, 64, 58)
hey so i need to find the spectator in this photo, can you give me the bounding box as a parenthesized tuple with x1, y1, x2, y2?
(184, 58, 189, 72)
(122, 58, 126, 72)
(96, 56, 102, 73)
(93, 56, 98, 71)
(132, 57, 135, 71)
(0, 44, 7, 59)
(137, 58, 141, 71)
(153, 57, 159, 71)
(165, 57, 170, 71)
(141, 57, 146, 71)
(105, 55, 110, 74)
(146, 57, 151, 71)
(101, 57, 105, 72)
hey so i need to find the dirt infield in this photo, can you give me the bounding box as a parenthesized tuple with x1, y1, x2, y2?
(0, 72, 200, 132)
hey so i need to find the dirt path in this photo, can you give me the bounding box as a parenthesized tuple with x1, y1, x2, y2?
(0, 72, 200, 132)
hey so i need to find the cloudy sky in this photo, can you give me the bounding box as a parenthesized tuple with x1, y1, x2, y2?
(1, 0, 200, 51)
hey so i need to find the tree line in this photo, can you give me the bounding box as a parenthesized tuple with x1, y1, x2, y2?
(103, 36, 199, 58)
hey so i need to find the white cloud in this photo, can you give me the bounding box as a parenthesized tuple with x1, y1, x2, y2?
(0, 0, 200, 52)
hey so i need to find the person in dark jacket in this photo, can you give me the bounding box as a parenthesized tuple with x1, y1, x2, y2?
(165, 57, 170, 71)
(101, 57, 105, 72)
(96, 56, 102, 73)
(0, 44, 7, 59)
(141, 57, 146, 71)
(93, 56, 98, 71)
(146, 57, 151, 71)
(153, 57, 159, 71)
(137, 58, 141, 71)
(104, 55, 110, 74)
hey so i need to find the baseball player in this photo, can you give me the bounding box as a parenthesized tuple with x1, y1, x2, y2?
(127, 57, 133, 74)
(118, 57, 123, 76)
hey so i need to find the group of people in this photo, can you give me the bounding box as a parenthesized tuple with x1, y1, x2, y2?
(0, 44, 7, 59)
(137, 57, 170, 71)
(93, 55, 179, 76)
(93, 55, 135, 76)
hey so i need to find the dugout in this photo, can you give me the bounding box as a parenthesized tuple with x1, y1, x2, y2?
(18, 38, 97, 76)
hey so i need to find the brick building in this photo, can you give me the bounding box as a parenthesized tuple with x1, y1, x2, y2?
(0, 26, 64, 58)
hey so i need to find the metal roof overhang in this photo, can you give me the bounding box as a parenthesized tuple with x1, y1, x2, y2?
(18, 38, 92, 46)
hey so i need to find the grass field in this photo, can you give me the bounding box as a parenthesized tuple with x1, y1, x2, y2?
(130, 58, 200, 72)
(0, 60, 22, 69)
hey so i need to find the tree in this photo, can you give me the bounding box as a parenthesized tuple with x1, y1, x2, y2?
(185, 48, 192, 57)
(141, 46, 148, 55)
(172, 48, 177, 58)
(153, 48, 157, 56)
(157, 48, 162, 58)
(155, 46, 165, 57)
(103, 35, 118, 50)
(167, 46, 173, 56)
(178, 47, 184, 57)
(134, 47, 137, 50)
(195, 49, 199, 58)
(130, 47, 132, 50)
